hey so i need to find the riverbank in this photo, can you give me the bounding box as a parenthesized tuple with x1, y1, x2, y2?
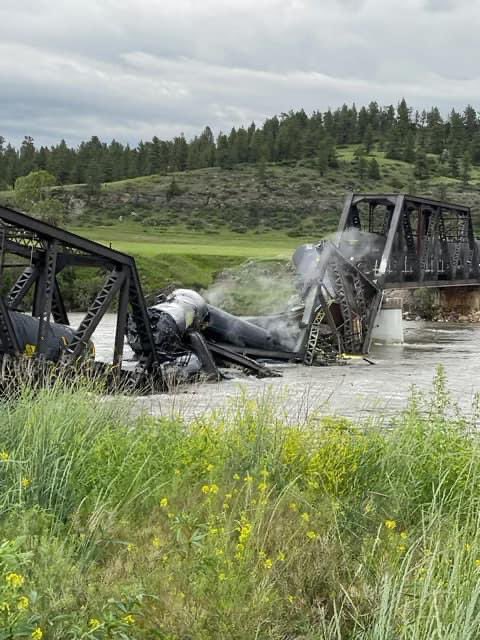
(1, 371, 480, 638)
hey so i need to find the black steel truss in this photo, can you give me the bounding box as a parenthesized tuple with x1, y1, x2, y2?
(0, 204, 163, 386)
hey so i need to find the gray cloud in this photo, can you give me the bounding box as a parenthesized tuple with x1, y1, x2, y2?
(1, 0, 480, 146)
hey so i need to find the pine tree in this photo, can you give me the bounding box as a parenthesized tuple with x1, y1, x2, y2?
(462, 151, 472, 186)
(414, 148, 430, 180)
(363, 125, 374, 153)
(367, 158, 381, 180)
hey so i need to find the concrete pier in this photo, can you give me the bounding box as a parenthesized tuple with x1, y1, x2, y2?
(371, 297, 404, 344)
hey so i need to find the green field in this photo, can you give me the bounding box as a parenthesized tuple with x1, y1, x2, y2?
(71, 223, 311, 259)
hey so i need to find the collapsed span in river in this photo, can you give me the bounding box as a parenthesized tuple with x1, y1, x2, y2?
(0, 193, 477, 391)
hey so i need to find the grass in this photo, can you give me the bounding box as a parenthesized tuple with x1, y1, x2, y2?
(70, 223, 309, 259)
(1, 368, 480, 637)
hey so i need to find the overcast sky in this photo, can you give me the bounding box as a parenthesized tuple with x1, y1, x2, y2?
(1, 0, 478, 147)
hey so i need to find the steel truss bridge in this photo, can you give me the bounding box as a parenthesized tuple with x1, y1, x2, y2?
(0, 193, 477, 388)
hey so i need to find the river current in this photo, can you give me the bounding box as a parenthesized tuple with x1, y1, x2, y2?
(69, 313, 480, 422)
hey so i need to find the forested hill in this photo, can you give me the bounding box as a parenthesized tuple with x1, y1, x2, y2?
(1, 99, 479, 189)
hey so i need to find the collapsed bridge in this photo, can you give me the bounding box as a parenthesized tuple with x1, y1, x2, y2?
(0, 193, 477, 390)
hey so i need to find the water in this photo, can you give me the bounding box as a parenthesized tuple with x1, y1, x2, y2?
(74, 313, 480, 421)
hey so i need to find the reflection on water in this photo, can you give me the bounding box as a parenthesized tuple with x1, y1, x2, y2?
(75, 312, 480, 421)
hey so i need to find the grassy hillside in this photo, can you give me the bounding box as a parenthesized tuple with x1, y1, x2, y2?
(3, 144, 480, 300)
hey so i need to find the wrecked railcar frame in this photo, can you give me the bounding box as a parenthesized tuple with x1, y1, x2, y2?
(0, 192, 478, 388)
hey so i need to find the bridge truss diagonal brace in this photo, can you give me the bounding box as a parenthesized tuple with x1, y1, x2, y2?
(377, 194, 405, 284)
(36, 240, 59, 357)
(7, 266, 39, 309)
(62, 268, 126, 363)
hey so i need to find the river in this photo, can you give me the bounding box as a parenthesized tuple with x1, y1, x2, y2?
(69, 313, 480, 422)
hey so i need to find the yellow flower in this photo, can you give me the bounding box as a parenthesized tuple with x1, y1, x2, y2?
(152, 536, 162, 549)
(465, 543, 472, 552)
(0, 601, 10, 614)
(126, 543, 136, 553)
(233, 473, 240, 480)
(218, 572, 227, 581)
(205, 463, 214, 472)
(287, 594, 295, 604)
(306, 530, 318, 540)
(260, 468, 270, 478)
(288, 502, 298, 512)
(21, 477, 31, 489)
(258, 482, 268, 492)
(5, 572, 25, 588)
(263, 558, 273, 569)
(17, 596, 29, 610)
(160, 497, 168, 508)
(277, 551, 286, 561)
(238, 522, 252, 544)
(384, 519, 397, 530)
(301, 512, 310, 523)
(244, 474, 253, 484)
(0, 451, 9, 462)
(122, 614, 135, 625)
(225, 493, 232, 500)
(89, 618, 101, 629)
(31, 628, 43, 640)
(397, 544, 407, 554)
(201, 483, 219, 495)
(400, 531, 408, 539)
(475, 558, 480, 568)
(174, 469, 181, 476)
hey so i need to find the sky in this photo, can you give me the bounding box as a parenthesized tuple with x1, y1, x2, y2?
(1, 0, 479, 147)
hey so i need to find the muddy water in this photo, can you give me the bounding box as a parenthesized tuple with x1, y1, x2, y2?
(70, 313, 480, 422)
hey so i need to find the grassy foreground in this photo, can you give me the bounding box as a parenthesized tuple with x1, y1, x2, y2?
(1, 370, 480, 638)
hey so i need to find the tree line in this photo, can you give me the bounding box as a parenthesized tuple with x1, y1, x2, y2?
(1, 99, 480, 189)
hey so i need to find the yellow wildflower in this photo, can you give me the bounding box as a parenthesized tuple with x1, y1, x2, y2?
(31, 628, 43, 640)
(288, 502, 298, 512)
(277, 551, 286, 561)
(263, 558, 273, 570)
(89, 618, 101, 629)
(174, 469, 181, 476)
(0, 602, 10, 613)
(0, 451, 9, 462)
(306, 530, 318, 540)
(21, 477, 31, 489)
(465, 543, 472, 552)
(223, 502, 230, 510)
(225, 493, 232, 500)
(384, 519, 397, 530)
(152, 536, 161, 549)
(301, 512, 310, 523)
(475, 558, 480, 568)
(205, 463, 214, 472)
(244, 474, 253, 485)
(260, 468, 270, 478)
(5, 572, 24, 588)
(160, 497, 168, 508)
(202, 483, 219, 494)
(400, 531, 408, 539)
(258, 482, 268, 492)
(126, 543, 136, 553)
(287, 595, 295, 604)
(218, 572, 227, 581)
(397, 544, 407, 554)
(233, 473, 240, 480)
(122, 614, 135, 625)
(238, 522, 252, 544)
(17, 596, 29, 610)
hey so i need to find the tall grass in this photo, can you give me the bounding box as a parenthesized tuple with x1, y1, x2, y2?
(1, 369, 480, 638)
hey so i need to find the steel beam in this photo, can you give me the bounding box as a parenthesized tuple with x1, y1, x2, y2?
(36, 240, 59, 357)
(62, 269, 125, 362)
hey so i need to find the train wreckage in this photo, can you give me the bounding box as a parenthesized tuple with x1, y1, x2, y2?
(0, 193, 478, 391)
